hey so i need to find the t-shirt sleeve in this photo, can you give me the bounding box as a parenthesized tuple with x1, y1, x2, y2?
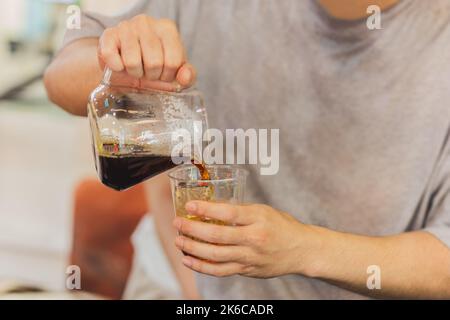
(424, 193, 450, 248)
(62, 0, 179, 48)
(423, 138, 450, 248)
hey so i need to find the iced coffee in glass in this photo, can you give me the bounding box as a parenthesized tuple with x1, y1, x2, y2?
(168, 165, 248, 241)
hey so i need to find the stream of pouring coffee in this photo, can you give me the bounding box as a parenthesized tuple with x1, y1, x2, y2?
(191, 159, 210, 180)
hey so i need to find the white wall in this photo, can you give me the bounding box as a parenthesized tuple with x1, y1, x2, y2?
(83, 0, 141, 15)
(0, 0, 139, 32)
(0, 0, 26, 34)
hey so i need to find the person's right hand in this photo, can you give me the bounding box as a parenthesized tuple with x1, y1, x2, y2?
(98, 14, 196, 92)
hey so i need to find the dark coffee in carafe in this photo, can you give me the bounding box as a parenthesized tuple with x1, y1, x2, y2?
(98, 155, 175, 190)
(96, 142, 209, 191)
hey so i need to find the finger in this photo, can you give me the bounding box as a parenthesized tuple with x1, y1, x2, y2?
(173, 217, 243, 245)
(108, 69, 140, 88)
(118, 21, 144, 78)
(138, 64, 194, 91)
(139, 31, 163, 80)
(99, 28, 124, 72)
(176, 63, 196, 88)
(175, 236, 244, 263)
(182, 255, 242, 277)
(185, 201, 256, 226)
(138, 79, 182, 92)
(155, 19, 185, 82)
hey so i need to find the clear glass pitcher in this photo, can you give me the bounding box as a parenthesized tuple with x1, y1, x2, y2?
(88, 68, 208, 191)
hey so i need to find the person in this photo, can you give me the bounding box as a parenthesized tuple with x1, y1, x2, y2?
(44, 0, 450, 299)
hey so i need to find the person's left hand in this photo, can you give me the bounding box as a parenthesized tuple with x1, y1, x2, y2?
(172, 201, 317, 278)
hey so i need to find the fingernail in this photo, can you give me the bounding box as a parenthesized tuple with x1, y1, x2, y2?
(173, 218, 182, 229)
(185, 202, 197, 213)
(178, 67, 192, 86)
(182, 256, 192, 267)
(183, 67, 192, 82)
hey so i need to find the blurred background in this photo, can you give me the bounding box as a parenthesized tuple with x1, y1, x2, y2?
(0, 0, 148, 299)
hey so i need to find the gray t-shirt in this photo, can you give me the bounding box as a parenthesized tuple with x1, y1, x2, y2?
(64, 0, 450, 299)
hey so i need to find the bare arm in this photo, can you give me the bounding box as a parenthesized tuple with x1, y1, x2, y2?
(304, 228, 450, 298)
(44, 38, 102, 116)
(171, 202, 450, 299)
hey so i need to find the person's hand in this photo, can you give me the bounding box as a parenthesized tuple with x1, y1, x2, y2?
(98, 14, 196, 91)
(172, 201, 318, 278)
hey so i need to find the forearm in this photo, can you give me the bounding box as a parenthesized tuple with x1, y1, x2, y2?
(302, 226, 450, 298)
(170, 201, 450, 298)
(44, 38, 102, 116)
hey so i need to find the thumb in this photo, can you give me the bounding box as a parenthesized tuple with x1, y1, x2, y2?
(176, 63, 197, 88)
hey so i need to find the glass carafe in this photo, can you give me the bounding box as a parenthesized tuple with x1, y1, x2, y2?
(88, 68, 208, 191)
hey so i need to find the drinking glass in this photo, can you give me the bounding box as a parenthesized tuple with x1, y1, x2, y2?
(168, 165, 248, 241)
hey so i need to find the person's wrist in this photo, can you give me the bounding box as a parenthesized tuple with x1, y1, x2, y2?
(290, 223, 328, 278)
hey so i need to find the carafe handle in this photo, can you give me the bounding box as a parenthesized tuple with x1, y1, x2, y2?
(102, 67, 113, 85)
